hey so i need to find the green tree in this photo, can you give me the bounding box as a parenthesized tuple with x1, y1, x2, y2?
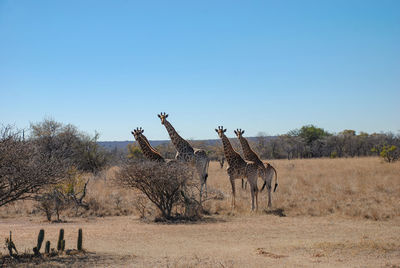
(298, 125, 331, 145)
(127, 143, 144, 160)
(379, 145, 398, 163)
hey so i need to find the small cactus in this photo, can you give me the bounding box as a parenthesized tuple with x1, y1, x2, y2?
(37, 229, 45, 251)
(77, 228, 83, 251)
(33, 229, 45, 255)
(61, 239, 65, 251)
(57, 229, 64, 251)
(45, 241, 50, 254)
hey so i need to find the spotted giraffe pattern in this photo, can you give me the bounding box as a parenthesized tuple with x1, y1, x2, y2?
(131, 127, 165, 162)
(234, 129, 278, 208)
(215, 126, 259, 211)
(158, 113, 210, 201)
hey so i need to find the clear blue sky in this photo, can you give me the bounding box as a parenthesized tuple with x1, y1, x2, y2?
(1, 0, 399, 141)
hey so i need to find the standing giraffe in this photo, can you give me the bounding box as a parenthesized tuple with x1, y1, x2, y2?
(215, 126, 259, 211)
(157, 113, 210, 201)
(234, 129, 278, 208)
(131, 127, 165, 162)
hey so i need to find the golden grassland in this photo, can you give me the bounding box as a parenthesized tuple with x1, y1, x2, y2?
(206, 157, 400, 220)
(1, 157, 400, 267)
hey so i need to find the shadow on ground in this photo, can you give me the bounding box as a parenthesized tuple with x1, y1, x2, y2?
(151, 215, 227, 225)
(1, 252, 136, 267)
(264, 208, 286, 217)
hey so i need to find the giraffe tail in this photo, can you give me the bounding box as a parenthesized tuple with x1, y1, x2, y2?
(261, 181, 266, 191)
(204, 158, 210, 183)
(272, 165, 278, 192)
(260, 164, 278, 192)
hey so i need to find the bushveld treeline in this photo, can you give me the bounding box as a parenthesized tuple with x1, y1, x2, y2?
(240, 126, 400, 160)
(125, 125, 400, 162)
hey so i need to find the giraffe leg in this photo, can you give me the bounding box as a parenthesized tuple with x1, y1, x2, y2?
(199, 174, 207, 203)
(248, 168, 258, 211)
(195, 154, 209, 201)
(199, 183, 203, 206)
(241, 179, 248, 190)
(204, 179, 208, 198)
(230, 178, 236, 210)
(250, 185, 255, 211)
(253, 185, 259, 211)
(255, 184, 259, 211)
(203, 165, 208, 198)
(267, 184, 272, 208)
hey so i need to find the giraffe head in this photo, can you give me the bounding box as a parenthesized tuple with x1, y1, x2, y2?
(157, 112, 168, 125)
(131, 127, 144, 141)
(234, 129, 245, 139)
(215, 126, 227, 138)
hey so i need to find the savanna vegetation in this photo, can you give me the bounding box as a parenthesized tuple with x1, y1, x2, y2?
(1, 119, 399, 221)
(1, 119, 400, 267)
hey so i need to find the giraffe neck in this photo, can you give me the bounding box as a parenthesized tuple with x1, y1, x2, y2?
(163, 119, 194, 154)
(239, 136, 263, 165)
(221, 134, 244, 165)
(140, 134, 151, 147)
(141, 135, 162, 157)
(137, 136, 164, 161)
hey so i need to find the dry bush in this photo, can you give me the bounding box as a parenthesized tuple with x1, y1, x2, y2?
(132, 193, 155, 219)
(0, 167, 136, 219)
(0, 125, 67, 207)
(115, 160, 201, 221)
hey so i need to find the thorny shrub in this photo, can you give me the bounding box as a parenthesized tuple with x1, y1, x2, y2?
(116, 160, 202, 221)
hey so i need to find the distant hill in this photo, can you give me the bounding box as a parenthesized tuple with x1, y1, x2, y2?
(98, 136, 276, 151)
(98, 140, 169, 151)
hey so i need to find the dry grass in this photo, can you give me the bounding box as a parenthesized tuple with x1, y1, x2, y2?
(204, 157, 400, 220)
(274, 157, 400, 220)
(1, 157, 399, 221)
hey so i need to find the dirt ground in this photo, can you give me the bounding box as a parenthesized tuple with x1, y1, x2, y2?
(1, 214, 399, 267)
(1, 158, 400, 267)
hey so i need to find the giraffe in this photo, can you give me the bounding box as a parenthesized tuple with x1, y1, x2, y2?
(234, 129, 278, 208)
(131, 127, 165, 162)
(215, 126, 259, 211)
(157, 113, 210, 201)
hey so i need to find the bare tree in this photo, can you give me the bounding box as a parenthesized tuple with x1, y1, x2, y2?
(0, 125, 66, 207)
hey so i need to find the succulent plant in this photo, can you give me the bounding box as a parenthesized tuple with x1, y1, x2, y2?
(77, 228, 83, 251)
(57, 229, 64, 251)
